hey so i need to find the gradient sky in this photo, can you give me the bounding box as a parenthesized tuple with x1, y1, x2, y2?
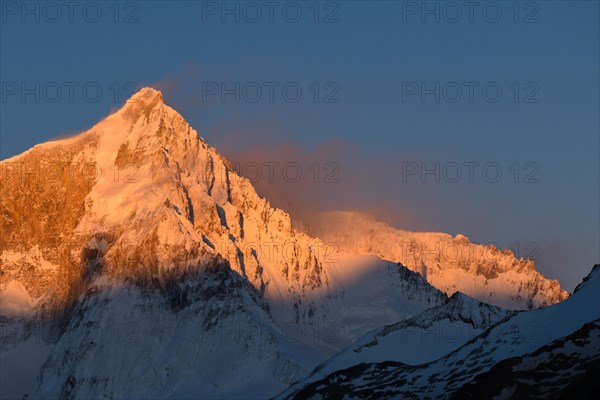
(1, 1, 598, 291)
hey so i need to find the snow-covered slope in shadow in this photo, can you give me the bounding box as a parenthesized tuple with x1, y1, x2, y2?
(0, 88, 446, 399)
(279, 264, 600, 399)
(282, 291, 512, 395)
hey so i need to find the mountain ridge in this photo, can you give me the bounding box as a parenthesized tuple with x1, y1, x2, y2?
(1, 87, 450, 398)
(0, 87, 580, 399)
(301, 210, 568, 309)
(278, 263, 600, 399)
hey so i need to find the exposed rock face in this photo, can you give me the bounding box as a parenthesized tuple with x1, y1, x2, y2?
(0, 87, 576, 399)
(0, 88, 447, 398)
(303, 211, 569, 309)
(0, 88, 336, 321)
(1, 89, 568, 317)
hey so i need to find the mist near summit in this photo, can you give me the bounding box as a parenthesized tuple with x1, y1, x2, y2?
(1, 2, 598, 399)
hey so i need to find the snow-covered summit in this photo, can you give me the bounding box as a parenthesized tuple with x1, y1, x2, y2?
(0, 87, 585, 399)
(1, 88, 449, 398)
(128, 86, 165, 102)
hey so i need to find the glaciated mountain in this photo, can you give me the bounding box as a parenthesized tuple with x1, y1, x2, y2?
(278, 264, 600, 399)
(303, 211, 568, 309)
(29, 255, 444, 400)
(0, 88, 443, 328)
(0, 88, 445, 398)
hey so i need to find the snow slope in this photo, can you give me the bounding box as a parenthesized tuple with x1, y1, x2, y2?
(0, 335, 53, 400)
(0, 281, 38, 317)
(278, 264, 600, 399)
(33, 256, 445, 399)
(452, 319, 600, 399)
(284, 291, 512, 394)
(0, 88, 447, 398)
(0, 87, 578, 399)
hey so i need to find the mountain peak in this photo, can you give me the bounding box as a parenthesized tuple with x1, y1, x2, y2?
(115, 86, 167, 123)
(129, 86, 164, 104)
(573, 264, 600, 294)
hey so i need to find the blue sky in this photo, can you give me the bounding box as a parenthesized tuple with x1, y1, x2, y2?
(1, 1, 598, 290)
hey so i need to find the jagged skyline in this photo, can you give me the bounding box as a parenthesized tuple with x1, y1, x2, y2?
(0, 86, 568, 310)
(1, 3, 598, 398)
(1, 87, 597, 400)
(2, 4, 598, 292)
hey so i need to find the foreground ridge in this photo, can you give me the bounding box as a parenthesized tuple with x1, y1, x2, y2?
(277, 265, 600, 399)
